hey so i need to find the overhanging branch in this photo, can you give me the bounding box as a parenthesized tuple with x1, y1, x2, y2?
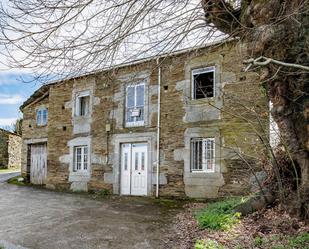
(244, 56, 309, 71)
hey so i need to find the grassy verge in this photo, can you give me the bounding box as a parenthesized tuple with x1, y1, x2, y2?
(195, 197, 247, 231)
(0, 168, 20, 174)
(7, 175, 32, 186)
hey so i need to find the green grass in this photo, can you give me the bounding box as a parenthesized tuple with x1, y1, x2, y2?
(7, 175, 31, 186)
(195, 197, 247, 231)
(195, 239, 225, 249)
(0, 168, 20, 174)
(287, 233, 309, 248)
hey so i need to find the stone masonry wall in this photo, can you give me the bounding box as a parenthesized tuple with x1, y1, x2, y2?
(21, 41, 267, 198)
(0, 130, 21, 169)
(0, 130, 9, 168)
(21, 96, 49, 176)
(8, 134, 22, 169)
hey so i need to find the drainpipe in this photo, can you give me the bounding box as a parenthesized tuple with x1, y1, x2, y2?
(156, 58, 161, 198)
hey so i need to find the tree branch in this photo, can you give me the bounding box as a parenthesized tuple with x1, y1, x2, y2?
(244, 56, 309, 71)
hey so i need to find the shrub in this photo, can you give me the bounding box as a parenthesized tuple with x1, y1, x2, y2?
(195, 198, 246, 231)
(288, 232, 309, 248)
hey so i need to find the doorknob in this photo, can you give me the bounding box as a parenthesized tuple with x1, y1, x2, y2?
(138, 172, 141, 175)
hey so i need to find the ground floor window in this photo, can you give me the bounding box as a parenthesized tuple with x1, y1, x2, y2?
(73, 146, 88, 172)
(190, 138, 215, 172)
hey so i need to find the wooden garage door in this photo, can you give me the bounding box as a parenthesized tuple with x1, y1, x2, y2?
(30, 143, 47, 185)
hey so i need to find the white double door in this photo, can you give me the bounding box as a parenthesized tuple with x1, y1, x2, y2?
(121, 143, 148, 196)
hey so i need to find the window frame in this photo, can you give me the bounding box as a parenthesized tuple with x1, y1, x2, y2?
(73, 145, 88, 172)
(75, 92, 90, 117)
(125, 82, 145, 127)
(191, 66, 216, 100)
(36, 107, 48, 126)
(190, 137, 215, 173)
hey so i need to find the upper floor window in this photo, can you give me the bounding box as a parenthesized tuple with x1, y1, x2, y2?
(125, 82, 145, 127)
(75, 93, 90, 117)
(192, 67, 215, 99)
(73, 145, 88, 172)
(36, 107, 48, 126)
(190, 138, 215, 173)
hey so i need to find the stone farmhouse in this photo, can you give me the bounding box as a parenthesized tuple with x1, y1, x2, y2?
(0, 128, 22, 169)
(20, 41, 267, 198)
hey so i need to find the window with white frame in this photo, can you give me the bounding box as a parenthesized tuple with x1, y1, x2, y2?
(192, 67, 215, 99)
(190, 138, 215, 172)
(73, 146, 88, 172)
(75, 93, 90, 117)
(125, 82, 145, 126)
(36, 107, 48, 126)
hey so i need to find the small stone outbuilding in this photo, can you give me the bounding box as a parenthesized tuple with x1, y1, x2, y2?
(20, 41, 268, 198)
(0, 128, 22, 169)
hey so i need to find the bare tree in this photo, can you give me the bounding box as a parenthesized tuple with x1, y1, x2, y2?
(0, 0, 308, 216)
(0, 0, 223, 79)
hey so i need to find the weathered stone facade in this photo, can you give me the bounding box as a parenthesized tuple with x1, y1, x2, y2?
(20, 41, 268, 198)
(0, 129, 22, 169)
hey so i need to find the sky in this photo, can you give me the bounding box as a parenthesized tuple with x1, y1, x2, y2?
(0, 71, 40, 129)
(0, 0, 222, 130)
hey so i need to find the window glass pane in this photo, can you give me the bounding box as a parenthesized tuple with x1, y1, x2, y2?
(135, 152, 138, 170)
(136, 84, 144, 107)
(191, 138, 214, 172)
(126, 86, 135, 108)
(36, 110, 41, 125)
(124, 154, 127, 170)
(42, 109, 48, 125)
(80, 96, 90, 116)
(141, 152, 145, 171)
(191, 139, 203, 171)
(126, 108, 135, 123)
(193, 70, 214, 99)
(197, 140, 203, 170)
(83, 147, 88, 170)
(76, 147, 82, 170)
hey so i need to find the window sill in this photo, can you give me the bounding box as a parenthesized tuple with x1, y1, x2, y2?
(191, 170, 215, 174)
(186, 171, 221, 179)
(69, 172, 91, 182)
(36, 124, 47, 128)
(125, 121, 145, 128)
(74, 115, 91, 119)
(189, 98, 215, 106)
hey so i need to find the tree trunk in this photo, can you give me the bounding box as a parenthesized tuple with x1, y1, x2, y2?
(202, 0, 309, 217)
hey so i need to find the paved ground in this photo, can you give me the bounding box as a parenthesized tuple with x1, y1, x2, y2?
(0, 181, 180, 249)
(0, 172, 20, 182)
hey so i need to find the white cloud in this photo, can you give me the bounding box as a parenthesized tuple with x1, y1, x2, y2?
(0, 71, 32, 85)
(0, 118, 16, 126)
(0, 94, 25, 104)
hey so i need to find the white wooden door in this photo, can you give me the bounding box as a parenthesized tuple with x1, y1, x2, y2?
(120, 144, 131, 195)
(120, 143, 148, 196)
(30, 143, 47, 185)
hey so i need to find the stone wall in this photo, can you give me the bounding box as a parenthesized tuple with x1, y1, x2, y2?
(8, 134, 22, 169)
(21, 41, 268, 198)
(0, 130, 9, 168)
(21, 95, 49, 176)
(0, 129, 21, 169)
